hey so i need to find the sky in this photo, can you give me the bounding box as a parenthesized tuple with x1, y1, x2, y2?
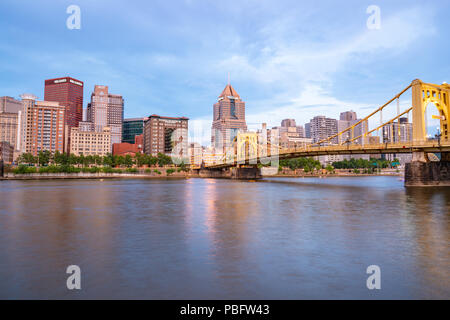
(1, 0, 449, 144)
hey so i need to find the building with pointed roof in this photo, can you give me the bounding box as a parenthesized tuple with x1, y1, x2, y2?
(211, 84, 247, 151)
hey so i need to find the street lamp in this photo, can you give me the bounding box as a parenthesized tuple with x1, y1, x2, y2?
(435, 127, 442, 147)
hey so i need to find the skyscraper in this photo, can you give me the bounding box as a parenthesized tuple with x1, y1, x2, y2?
(211, 84, 247, 151)
(122, 117, 147, 144)
(44, 77, 83, 129)
(86, 85, 124, 148)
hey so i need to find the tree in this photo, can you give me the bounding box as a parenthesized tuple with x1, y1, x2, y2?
(157, 152, 172, 166)
(38, 150, 51, 166)
(19, 153, 36, 165)
(124, 155, 133, 168)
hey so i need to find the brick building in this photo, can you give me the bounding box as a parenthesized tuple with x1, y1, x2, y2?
(22, 96, 66, 156)
(143, 115, 188, 158)
(113, 134, 143, 156)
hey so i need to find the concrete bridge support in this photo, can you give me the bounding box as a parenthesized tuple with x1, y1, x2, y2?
(405, 152, 450, 186)
(195, 166, 262, 180)
(230, 166, 262, 180)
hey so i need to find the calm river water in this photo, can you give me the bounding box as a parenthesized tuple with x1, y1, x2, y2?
(0, 176, 449, 299)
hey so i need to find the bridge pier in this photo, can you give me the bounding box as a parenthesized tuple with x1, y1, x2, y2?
(0, 159, 3, 178)
(230, 166, 262, 180)
(405, 152, 450, 186)
(196, 166, 262, 180)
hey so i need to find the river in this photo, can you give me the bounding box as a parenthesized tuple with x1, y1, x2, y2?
(0, 176, 449, 299)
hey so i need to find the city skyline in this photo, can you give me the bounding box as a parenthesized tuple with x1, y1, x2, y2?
(1, 0, 449, 143)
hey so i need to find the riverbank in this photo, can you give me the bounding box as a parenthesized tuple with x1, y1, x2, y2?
(1, 170, 189, 180)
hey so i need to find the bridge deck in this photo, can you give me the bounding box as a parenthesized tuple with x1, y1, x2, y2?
(205, 141, 450, 169)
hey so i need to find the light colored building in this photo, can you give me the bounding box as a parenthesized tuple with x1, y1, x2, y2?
(337, 111, 368, 145)
(271, 119, 308, 149)
(22, 96, 66, 156)
(86, 85, 124, 147)
(307, 116, 339, 144)
(70, 126, 111, 156)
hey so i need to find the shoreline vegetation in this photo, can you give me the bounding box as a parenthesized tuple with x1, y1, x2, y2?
(1, 152, 402, 180)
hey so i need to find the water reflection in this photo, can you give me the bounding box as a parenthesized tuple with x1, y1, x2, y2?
(0, 177, 448, 299)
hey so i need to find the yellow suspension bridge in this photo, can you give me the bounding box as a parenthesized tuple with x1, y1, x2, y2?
(198, 79, 450, 186)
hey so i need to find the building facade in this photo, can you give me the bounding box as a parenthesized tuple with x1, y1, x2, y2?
(113, 134, 143, 156)
(44, 77, 83, 130)
(0, 141, 14, 164)
(86, 85, 124, 147)
(0, 112, 19, 150)
(23, 97, 66, 156)
(0, 96, 22, 113)
(122, 117, 147, 144)
(308, 116, 339, 144)
(70, 126, 111, 156)
(143, 115, 189, 159)
(211, 84, 247, 152)
(337, 111, 368, 145)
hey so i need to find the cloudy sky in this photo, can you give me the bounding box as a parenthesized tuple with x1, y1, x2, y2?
(1, 0, 449, 144)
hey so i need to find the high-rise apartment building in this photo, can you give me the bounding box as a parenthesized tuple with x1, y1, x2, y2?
(70, 126, 111, 156)
(308, 116, 339, 144)
(122, 117, 147, 144)
(22, 96, 66, 156)
(211, 84, 247, 151)
(382, 117, 413, 143)
(337, 111, 368, 145)
(143, 115, 188, 158)
(86, 85, 124, 147)
(44, 77, 83, 129)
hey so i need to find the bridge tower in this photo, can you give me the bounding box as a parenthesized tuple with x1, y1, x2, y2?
(407, 80, 450, 186)
(411, 79, 450, 142)
(236, 132, 258, 165)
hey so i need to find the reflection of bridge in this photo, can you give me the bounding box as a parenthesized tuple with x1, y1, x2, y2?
(199, 80, 450, 185)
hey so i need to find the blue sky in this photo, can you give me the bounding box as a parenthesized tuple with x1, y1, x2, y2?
(1, 0, 449, 144)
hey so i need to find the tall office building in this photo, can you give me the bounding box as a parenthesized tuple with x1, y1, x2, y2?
(122, 117, 147, 144)
(86, 85, 124, 148)
(211, 84, 247, 151)
(22, 95, 66, 156)
(143, 115, 188, 158)
(44, 77, 83, 129)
